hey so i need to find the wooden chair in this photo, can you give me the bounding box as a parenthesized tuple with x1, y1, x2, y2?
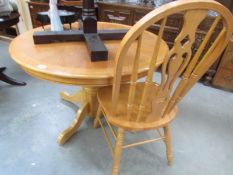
(93, 0, 233, 174)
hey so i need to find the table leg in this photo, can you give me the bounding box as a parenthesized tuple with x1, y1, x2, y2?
(60, 91, 84, 104)
(57, 102, 89, 145)
(57, 87, 99, 145)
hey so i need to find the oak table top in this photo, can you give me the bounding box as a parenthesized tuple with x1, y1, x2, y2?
(9, 22, 168, 86)
(9, 22, 169, 145)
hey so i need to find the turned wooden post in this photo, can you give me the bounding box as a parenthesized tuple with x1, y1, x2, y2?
(82, 0, 97, 33)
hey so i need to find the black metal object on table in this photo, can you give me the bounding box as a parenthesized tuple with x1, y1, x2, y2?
(0, 12, 26, 86)
(33, 0, 128, 62)
(36, 10, 79, 29)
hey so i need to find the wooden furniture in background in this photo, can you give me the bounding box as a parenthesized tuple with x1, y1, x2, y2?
(213, 37, 233, 90)
(27, 1, 49, 28)
(98, 1, 224, 48)
(93, 1, 233, 174)
(0, 12, 26, 86)
(9, 22, 169, 145)
(36, 10, 78, 29)
(216, 0, 233, 12)
(60, 0, 83, 6)
(27, 1, 83, 28)
(97, 0, 232, 88)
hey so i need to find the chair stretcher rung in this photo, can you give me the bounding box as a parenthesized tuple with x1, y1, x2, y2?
(156, 129, 165, 143)
(99, 118, 114, 156)
(105, 117, 117, 140)
(122, 137, 165, 149)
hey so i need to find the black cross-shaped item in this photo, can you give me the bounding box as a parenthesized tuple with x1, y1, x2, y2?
(33, 0, 128, 61)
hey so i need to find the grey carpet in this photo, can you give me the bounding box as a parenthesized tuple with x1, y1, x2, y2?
(0, 40, 233, 175)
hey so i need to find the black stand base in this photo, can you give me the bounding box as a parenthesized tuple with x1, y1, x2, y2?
(33, 29, 128, 44)
(33, 29, 128, 61)
(0, 67, 26, 86)
(84, 33, 108, 61)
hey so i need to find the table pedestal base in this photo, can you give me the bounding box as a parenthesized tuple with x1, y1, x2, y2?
(57, 87, 99, 145)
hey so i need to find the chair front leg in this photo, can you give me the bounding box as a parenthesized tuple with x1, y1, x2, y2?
(164, 125, 172, 166)
(112, 128, 125, 175)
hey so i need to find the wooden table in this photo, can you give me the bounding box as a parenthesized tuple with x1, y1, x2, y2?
(9, 22, 169, 144)
(0, 12, 26, 86)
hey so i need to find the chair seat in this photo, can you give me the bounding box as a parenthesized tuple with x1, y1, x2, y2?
(97, 83, 177, 131)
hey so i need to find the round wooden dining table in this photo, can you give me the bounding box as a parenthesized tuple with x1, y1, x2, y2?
(9, 22, 169, 145)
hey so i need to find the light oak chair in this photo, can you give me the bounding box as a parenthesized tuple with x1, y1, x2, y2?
(93, 0, 233, 174)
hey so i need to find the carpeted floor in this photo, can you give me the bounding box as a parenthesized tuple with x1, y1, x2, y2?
(0, 40, 233, 175)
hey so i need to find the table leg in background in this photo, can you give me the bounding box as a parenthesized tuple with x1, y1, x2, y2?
(0, 67, 26, 86)
(57, 87, 99, 145)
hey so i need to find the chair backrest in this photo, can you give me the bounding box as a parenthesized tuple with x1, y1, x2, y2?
(111, 0, 233, 122)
